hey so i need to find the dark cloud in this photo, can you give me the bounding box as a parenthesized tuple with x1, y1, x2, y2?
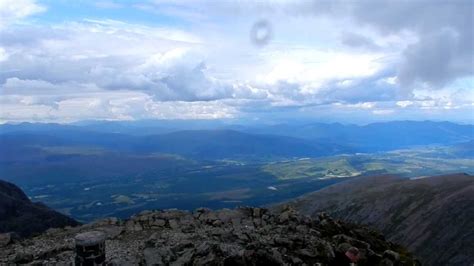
(340, 32, 381, 50)
(398, 29, 473, 87)
(349, 0, 474, 87)
(350, 1, 471, 34)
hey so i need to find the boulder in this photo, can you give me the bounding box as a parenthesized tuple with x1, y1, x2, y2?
(13, 252, 34, 264)
(152, 219, 166, 227)
(168, 219, 179, 230)
(0, 233, 13, 247)
(383, 250, 400, 261)
(144, 247, 164, 265)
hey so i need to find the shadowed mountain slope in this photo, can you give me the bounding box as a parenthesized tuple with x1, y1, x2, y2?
(0, 180, 79, 238)
(283, 173, 474, 266)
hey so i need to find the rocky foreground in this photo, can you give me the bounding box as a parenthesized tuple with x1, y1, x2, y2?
(0, 206, 418, 265)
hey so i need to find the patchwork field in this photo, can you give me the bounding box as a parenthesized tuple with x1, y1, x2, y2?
(263, 146, 474, 180)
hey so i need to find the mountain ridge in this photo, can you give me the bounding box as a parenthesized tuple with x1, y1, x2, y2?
(281, 173, 474, 266)
(1, 121, 472, 163)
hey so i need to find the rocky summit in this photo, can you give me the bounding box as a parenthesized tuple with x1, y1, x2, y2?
(0, 206, 418, 265)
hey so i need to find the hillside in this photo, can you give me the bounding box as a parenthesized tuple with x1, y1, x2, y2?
(451, 140, 474, 157)
(0, 180, 79, 238)
(282, 173, 474, 266)
(136, 130, 349, 159)
(0, 129, 349, 161)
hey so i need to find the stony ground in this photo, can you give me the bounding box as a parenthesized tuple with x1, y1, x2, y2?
(0, 206, 418, 265)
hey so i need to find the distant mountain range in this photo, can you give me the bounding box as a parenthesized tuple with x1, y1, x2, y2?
(282, 173, 474, 266)
(0, 130, 347, 162)
(0, 180, 79, 238)
(1, 121, 472, 160)
(135, 130, 349, 159)
(241, 121, 474, 152)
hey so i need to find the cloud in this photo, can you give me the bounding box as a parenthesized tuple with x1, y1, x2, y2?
(398, 28, 473, 87)
(0, 0, 472, 123)
(341, 32, 381, 50)
(345, 0, 473, 88)
(372, 109, 394, 115)
(0, 76, 238, 122)
(0, 0, 45, 28)
(0, 16, 245, 122)
(201, 0, 473, 90)
(93, 1, 125, 9)
(0, 20, 213, 100)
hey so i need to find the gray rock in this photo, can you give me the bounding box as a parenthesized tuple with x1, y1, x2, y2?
(296, 248, 317, 257)
(279, 211, 290, 223)
(193, 252, 216, 265)
(319, 240, 336, 259)
(97, 226, 123, 239)
(168, 219, 179, 230)
(152, 219, 166, 227)
(195, 242, 211, 256)
(200, 212, 219, 224)
(160, 210, 188, 220)
(333, 234, 370, 249)
(380, 258, 395, 266)
(253, 218, 262, 226)
(0, 233, 12, 247)
(337, 242, 352, 253)
(216, 209, 238, 223)
(172, 249, 194, 265)
(296, 224, 307, 233)
(309, 228, 321, 236)
(253, 208, 262, 218)
(124, 220, 143, 232)
(212, 219, 223, 227)
(383, 250, 400, 261)
(271, 248, 285, 265)
(139, 210, 153, 216)
(13, 252, 34, 264)
(144, 247, 164, 265)
(274, 237, 292, 247)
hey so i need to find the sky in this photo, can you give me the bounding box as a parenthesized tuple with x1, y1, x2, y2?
(0, 0, 473, 124)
